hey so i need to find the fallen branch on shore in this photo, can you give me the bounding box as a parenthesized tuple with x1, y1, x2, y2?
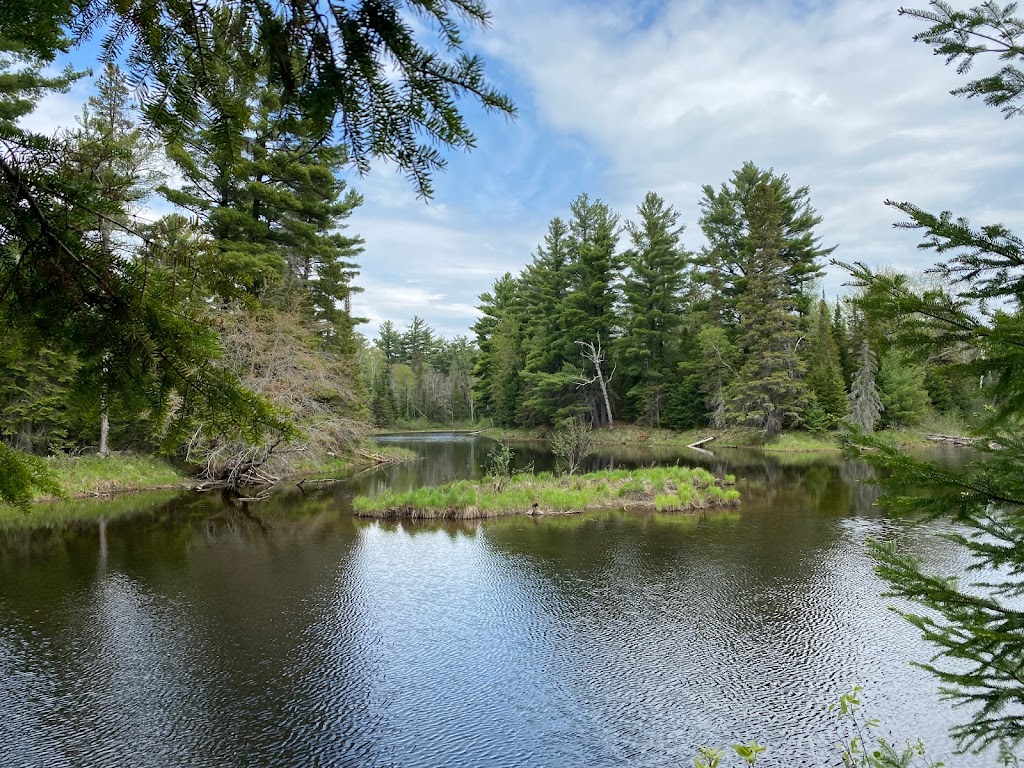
(687, 435, 716, 454)
(926, 433, 975, 447)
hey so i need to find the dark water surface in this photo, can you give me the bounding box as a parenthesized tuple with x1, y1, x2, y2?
(0, 435, 988, 767)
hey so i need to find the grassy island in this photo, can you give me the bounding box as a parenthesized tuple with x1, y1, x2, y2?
(353, 466, 739, 520)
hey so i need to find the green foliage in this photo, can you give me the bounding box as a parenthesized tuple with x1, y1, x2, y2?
(808, 298, 849, 427)
(0, 0, 511, 505)
(848, 340, 884, 433)
(877, 351, 931, 428)
(549, 415, 595, 475)
(616, 192, 692, 425)
(374, 317, 479, 425)
(353, 465, 738, 518)
(900, 1, 1024, 118)
(697, 161, 832, 322)
(0, 337, 76, 454)
(830, 686, 945, 768)
(803, 395, 831, 433)
(484, 441, 515, 491)
(840, 4, 1024, 753)
(693, 688, 942, 768)
(722, 182, 810, 434)
(0, 442, 61, 510)
(62, 0, 515, 199)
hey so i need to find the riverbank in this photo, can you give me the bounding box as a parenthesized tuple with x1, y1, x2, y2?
(3, 442, 417, 511)
(352, 466, 739, 520)
(481, 421, 970, 453)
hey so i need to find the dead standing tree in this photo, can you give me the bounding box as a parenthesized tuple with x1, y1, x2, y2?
(576, 336, 615, 429)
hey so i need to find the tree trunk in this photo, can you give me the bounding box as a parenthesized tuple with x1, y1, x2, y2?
(99, 410, 109, 457)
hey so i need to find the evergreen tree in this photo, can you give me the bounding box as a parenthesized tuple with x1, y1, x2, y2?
(722, 182, 809, 434)
(472, 272, 523, 419)
(698, 162, 833, 323)
(517, 194, 622, 427)
(847, 340, 883, 434)
(162, 22, 365, 330)
(518, 214, 585, 425)
(488, 315, 524, 427)
(617, 192, 691, 426)
(61, 63, 165, 456)
(377, 321, 404, 364)
(371, 365, 397, 427)
(832, 302, 855, 388)
(842, 9, 1024, 739)
(877, 350, 931, 428)
(807, 298, 848, 428)
(695, 325, 741, 429)
(0, 0, 512, 504)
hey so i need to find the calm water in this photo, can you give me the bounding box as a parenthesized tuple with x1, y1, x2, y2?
(0, 435, 988, 767)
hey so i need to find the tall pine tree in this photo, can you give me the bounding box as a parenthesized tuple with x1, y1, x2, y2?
(723, 182, 809, 434)
(617, 192, 691, 426)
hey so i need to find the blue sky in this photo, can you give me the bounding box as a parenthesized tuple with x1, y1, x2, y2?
(24, 0, 1024, 341)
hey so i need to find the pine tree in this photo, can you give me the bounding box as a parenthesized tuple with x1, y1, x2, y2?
(807, 298, 848, 428)
(839, 8, 1024, 728)
(617, 192, 691, 426)
(832, 302, 855, 388)
(488, 315, 524, 427)
(162, 25, 365, 325)
(472, 273, 523, 419)
(371, 365, 397, 427)
(847, 340, 883, 433)
(722, 182, 809, 434)
(877, 350, 931, 428)
(560, 194, 621, 426)
(61, 63, 164, 457)
(698, 162, 833, 323)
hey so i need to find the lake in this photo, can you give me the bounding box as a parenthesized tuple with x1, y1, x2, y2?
(0, 434, 984, 767)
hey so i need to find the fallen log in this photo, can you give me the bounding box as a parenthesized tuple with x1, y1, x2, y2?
(687, 435, 716, 450)
(926, 433, 975, 447)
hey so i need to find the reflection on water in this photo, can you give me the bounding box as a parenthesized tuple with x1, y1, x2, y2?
(0, 435, 984, 767)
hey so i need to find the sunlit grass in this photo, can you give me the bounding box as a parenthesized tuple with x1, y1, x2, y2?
(35, 454, 188, 500)
(353, 466, 740, 519)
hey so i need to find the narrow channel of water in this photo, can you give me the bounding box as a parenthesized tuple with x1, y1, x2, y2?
(0, 435, 986, 767)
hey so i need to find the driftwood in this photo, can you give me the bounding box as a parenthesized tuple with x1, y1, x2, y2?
(926, 433, 975, 447)
(687, 435, 716, 455)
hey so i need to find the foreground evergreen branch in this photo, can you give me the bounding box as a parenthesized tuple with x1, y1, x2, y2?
(840, 3, 1024, 754)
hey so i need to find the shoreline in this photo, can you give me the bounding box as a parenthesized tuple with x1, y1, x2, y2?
(6, 444, 418, 510)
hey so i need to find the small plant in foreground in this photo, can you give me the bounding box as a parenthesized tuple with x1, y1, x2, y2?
(830, 686, 944, 768)
(693, 741, 764, 768)
(485, 441, 514, 491)
(690, 688, 950, 768)
(549, 416, 595, 476)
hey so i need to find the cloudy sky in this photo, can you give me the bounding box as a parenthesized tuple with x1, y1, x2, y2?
(28, 0, 1024, 341)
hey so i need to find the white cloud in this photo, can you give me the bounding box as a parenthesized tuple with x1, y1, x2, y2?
(480, 0, 1024, 298)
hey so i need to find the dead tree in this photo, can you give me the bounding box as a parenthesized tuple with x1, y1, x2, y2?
(576, 336, 615, 429)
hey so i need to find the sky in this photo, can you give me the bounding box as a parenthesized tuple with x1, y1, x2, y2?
(24, 0, 1024, 341)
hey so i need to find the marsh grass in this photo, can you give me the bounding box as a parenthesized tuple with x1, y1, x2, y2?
(36, 454, 189, 499)
(353, 466, 740, 519)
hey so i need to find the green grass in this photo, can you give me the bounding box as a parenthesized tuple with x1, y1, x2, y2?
(35, 454, 189, 499)
(353, 465, 740, 520)
(376, 419, 484, 434)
